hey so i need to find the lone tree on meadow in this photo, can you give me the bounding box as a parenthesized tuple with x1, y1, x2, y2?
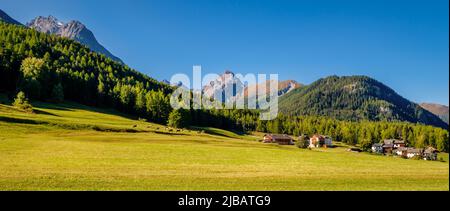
(13, 91, 33, 113)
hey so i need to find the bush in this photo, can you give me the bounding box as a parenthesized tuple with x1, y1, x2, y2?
(296, 139, 309, 149)
(296, 135, 309, 148)
(13, 91, 33, 113)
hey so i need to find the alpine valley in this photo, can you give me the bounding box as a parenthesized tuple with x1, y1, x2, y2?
(0, 8, 448, 191)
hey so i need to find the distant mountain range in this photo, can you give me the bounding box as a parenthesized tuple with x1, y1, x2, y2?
(278, 75, 448, 129)
(1, 9, 122, 63)
(420, 103, 449, 124)
(201, 71, 300, 103)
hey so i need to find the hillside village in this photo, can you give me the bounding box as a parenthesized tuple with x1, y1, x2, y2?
(262, 134, 440, 161)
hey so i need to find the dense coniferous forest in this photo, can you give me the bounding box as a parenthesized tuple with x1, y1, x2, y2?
(0, 22, 448, 152)
(279, 75, 448, 128)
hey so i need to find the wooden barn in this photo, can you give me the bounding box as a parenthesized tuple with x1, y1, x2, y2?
(263, 134, 294, 145)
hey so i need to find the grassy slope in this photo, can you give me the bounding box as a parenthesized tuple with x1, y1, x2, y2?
(0, 100, 448, 190)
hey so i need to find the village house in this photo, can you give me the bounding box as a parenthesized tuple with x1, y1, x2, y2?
(393, 147, 409, 158)
(383, 139, 406, 149)
(423, 147, 439, 161)
(383, 139, 394, 145)
(309, 135, 332, 148)
(382, 144, 394, 154)
(371, 143, 384, 154)
(407, 148, 423, 159)
(263, 134, 294, 145)
(393, 140, 406, 148)
(372, 140, 439, 161)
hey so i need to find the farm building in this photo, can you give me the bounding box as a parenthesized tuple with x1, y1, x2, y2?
(371, 143, 383, 154)
(393, 147, 409, 157)
(393, 140, 406, 148)
(309, 135, 332, 148)
(383, 139, 395, 145)
(383, 139, 406, 149)
(263, 134, 294, 145)
(382, 144, 394, 154)
(424, 147, 439, 161)
(407, 148, 423, 159)
(372, 141, 439, 161)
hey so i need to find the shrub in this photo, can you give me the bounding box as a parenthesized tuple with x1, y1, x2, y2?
(296, 138, 309, 149)
(13, 91, 33, 113)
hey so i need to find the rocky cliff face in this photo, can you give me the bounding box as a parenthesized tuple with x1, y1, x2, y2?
(27, 16, 123, 63)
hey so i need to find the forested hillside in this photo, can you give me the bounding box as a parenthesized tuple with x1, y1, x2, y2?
(0, 22, 175, 123)
(279, 76, 448, 129)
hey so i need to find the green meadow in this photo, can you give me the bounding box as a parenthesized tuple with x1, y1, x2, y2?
(0, 100, 448, 191)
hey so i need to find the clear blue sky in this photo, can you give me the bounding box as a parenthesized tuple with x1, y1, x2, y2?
(2, 0, 449, 105)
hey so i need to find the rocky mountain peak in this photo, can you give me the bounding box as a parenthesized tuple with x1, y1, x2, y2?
(27, 16, 61, 34)
(27, 15, 123, 64)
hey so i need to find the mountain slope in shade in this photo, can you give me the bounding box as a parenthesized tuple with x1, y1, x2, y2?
(0, 9, 22, 25)
(420, 103, 449, 124)
(27, 16, 123, 63)
(279, 75, 448, 129)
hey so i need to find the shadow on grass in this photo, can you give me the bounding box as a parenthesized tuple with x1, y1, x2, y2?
(0, 116, 156, 134)
(0, 116, 46, 125)
(189, 127, 250, 140)
(35, 101, 140, 121)
(92, 126, 144, 133)
(33, 109, 60, 117)
(33, 102, 73, 111)
(153, 131, 188, 136)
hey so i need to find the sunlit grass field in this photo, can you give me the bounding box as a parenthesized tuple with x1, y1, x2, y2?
(0, 99, 448, 190)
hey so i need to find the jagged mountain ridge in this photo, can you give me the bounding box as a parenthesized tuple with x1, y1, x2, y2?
(27, 16, 123, 63)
